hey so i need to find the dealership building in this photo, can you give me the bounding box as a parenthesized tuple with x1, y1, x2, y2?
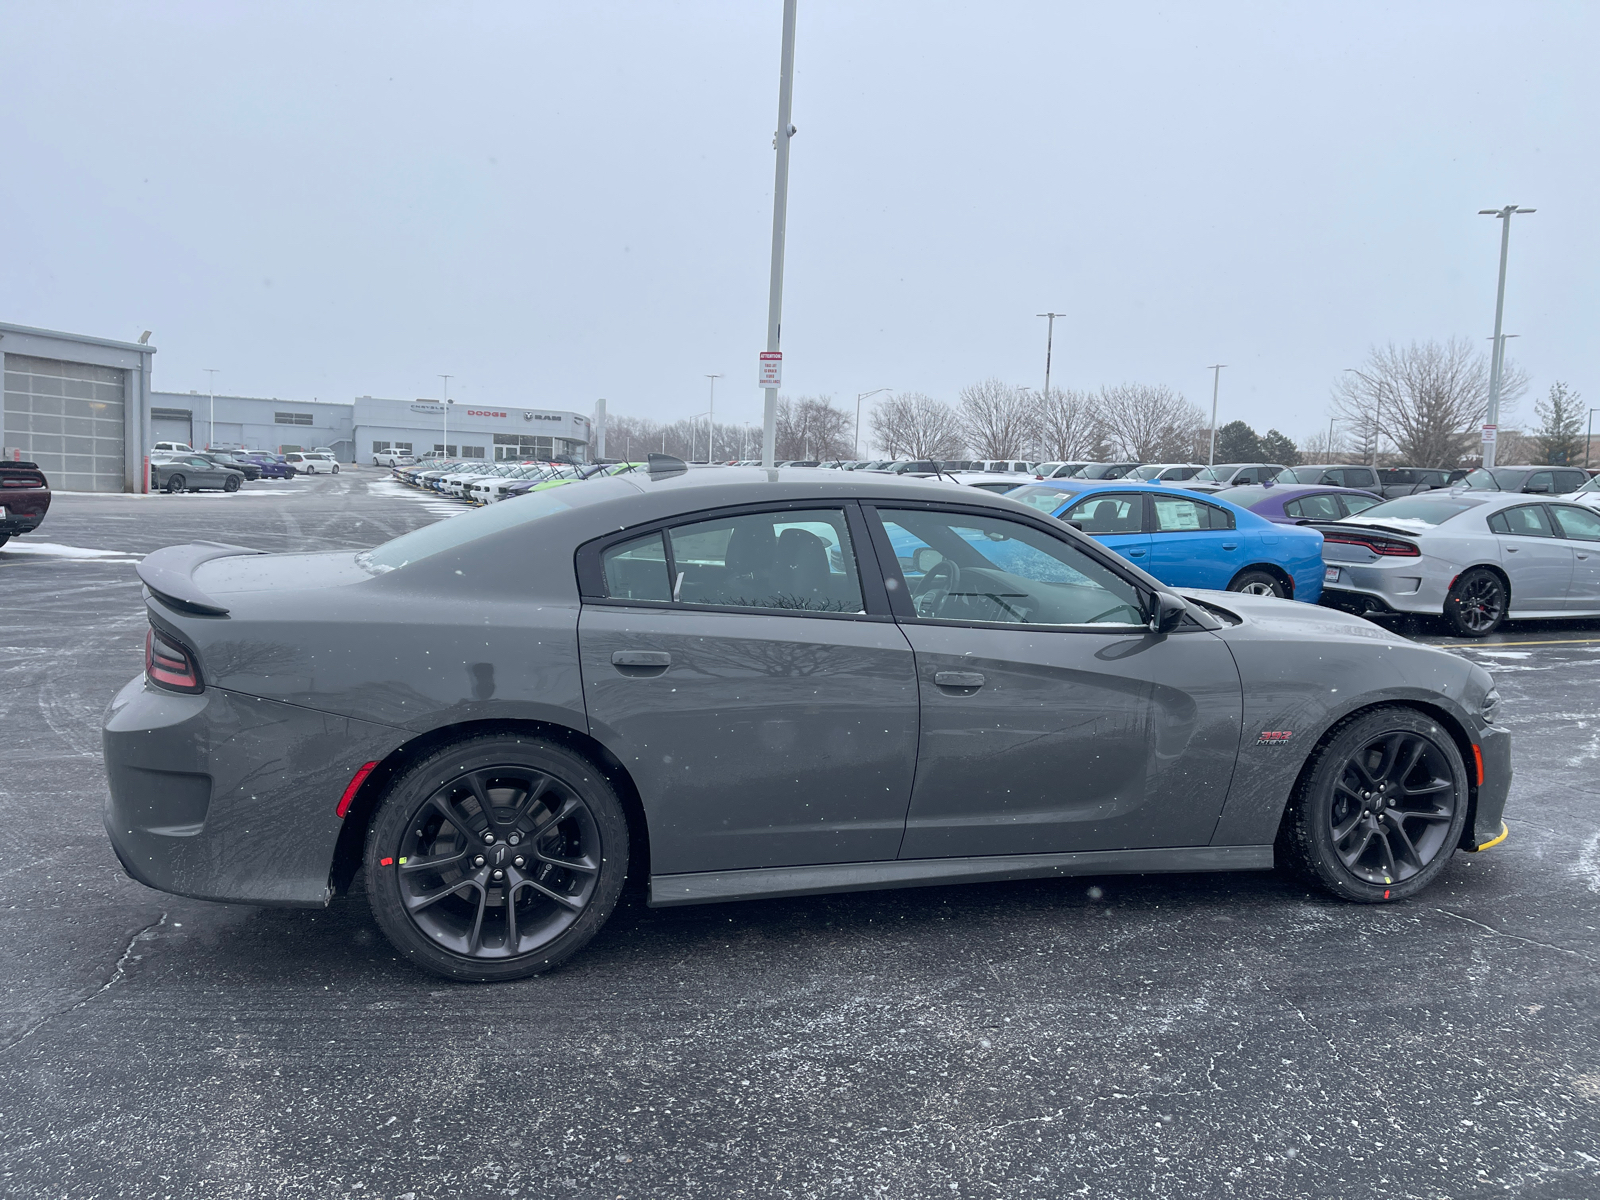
(3, 320, 593, 491)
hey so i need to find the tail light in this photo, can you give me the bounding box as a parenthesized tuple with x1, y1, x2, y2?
(1322, 534, 1421, 557)
(146, 626, 203, 693)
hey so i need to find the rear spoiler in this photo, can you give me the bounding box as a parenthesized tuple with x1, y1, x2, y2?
(137, 541, 263, 616)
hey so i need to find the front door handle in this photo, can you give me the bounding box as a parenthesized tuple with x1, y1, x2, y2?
(934, 670, 985, 691)
(1126, 548, 1147, 558)
(612, 650, 671, 676)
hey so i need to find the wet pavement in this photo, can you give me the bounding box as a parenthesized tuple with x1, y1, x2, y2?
(3, 471, 1597, 1199)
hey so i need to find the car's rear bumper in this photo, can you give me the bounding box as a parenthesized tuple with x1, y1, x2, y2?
(1465, 723, 1512, 851)
(102, 674, 404, 907)
(1, 489, 52, 534)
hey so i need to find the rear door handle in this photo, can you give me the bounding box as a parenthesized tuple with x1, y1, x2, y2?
(1221, 542, 1239, 551)
(612, 650, 671, 676)
(934, 671, 985, 690)
(1126, 548, 1147, 558)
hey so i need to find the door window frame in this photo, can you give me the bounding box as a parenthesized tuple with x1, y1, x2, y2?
(1487, 503, 1559, 538)
(859, 499, 1164, 631)
(574, 500, 893, 621)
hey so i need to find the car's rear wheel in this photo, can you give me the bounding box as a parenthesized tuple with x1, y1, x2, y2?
(1444, 567, 1506, 637)
(365, 735, 629, 982)
(1277, 707, 1468, 902)
(223, 475, 240, 492)
(1229, 568, 1286, 598)
(165, 474, 185, 493)
(0, 533, 9, 549)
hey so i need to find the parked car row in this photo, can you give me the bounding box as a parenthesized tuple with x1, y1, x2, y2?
(390, 457, 650, 503)
(146, 444, 339, 490)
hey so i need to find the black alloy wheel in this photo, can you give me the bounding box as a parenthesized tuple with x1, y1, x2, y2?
(1229, 568, 1286, 598)
(366, 735, 628, 981)
(165, 474, 186, 493)
(1278, 707, 1468, 901)
(1445, 567, 1506, 637)
(223, 474, 241, 492)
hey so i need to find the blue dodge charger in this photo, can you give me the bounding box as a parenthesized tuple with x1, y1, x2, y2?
(1006, 481, 1325, 602)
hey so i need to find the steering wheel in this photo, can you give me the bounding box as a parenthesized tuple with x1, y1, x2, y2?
(913, 559, 961, 617)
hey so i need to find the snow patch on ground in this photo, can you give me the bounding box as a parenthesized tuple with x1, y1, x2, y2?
(1575, 833, 1600, 894)
(0, 541, 141, 562)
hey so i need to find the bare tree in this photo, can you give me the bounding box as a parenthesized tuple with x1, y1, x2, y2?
(1299, 427, 1347, 464)
(1333, 338, 1526, 468)
(1031, 387, 1101, 461)
(1096, 384, 1207, 461)
(869, 393, 965, 460)
(775, 395, 852, 461)
(956, 379, 1036, 459)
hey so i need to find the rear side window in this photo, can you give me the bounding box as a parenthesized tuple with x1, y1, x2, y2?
(1284, 494, 1342, 520)
(1151, 495, 1234, 531)
(1062, 493, 1143, 533)
(1487, 505, 1556, 537)
(665, 509, 864, 613)
(1555, 470, 1587, 493)
(1339, 494, 1383, 517)
(601, 533, 672, 601)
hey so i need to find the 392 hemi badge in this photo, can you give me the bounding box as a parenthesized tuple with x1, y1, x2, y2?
(1257, 730, 1294, 746)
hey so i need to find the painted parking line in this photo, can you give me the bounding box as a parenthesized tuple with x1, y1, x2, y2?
(1433, 637, 1600, 649)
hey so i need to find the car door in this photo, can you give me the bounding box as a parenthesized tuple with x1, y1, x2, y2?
(1056, 490, 1152, 567)
(1283, 493, 1344, 523)
(184, 456, 222, 487)
(863, 503, 1242, 858)
(1550, 504, 1600, 610)
(1146, 493, 1244, 589)
(1487, 503, 1574, 612)
(576, 503, 920, 875)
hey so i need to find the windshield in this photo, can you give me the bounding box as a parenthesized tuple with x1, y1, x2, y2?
(1462, 468, 1514, 489)
(1575, 475, 1600, 494)
(1194, 464, 1242, 482)
(1342, 494, 1487, 528)
(361, 477, 637, 571)
(1078, 463, 1128, 479)
(1212, 487, 1273, 509)
(1006, 485, 1070, 513)
(1131, 465, 1164, 480)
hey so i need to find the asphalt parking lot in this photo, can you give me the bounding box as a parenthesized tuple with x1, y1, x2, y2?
(3, 471, 1598, 1200)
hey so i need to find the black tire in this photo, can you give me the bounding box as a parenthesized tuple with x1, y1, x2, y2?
(165, 474, 185, 494)
(0, 533, 9, 549)
(223, 474, 240, 492)
(1444, 567, 1506, 637)
(332, 464, 340, 474)
(1229, 568, 1286, 598)
(365, 735, 629, 982)
(1277, 706, 1469, 902)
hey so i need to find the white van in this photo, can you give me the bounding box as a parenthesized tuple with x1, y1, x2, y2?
(284, 452, 339, 475)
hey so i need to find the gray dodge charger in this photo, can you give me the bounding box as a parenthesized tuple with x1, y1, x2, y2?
(104, 464, 1511, 981)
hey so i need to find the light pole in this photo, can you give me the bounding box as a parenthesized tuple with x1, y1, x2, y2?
(438, 375, 453, 456)
(1478, 205, 1535, 467)
(760, 0, 799, 469)
(853, 388, 891, 459)
(1587, 409, 1599, 471)
(704, 374, 722, 462)
(203, 369, 219, 449)
(1037, 312, 1066, 404)
(1206, 365, 1227, 465)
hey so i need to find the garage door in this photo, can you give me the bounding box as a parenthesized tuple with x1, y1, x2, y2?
(150, 407, 193, 448)
(3, 354, 126, 492)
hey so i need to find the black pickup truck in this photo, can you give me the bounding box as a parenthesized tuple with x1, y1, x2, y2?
(0, 459, 51, 547)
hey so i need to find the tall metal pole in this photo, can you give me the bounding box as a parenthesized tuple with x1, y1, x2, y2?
(1587, 409, 1598, 471)
(852, 388, 890, 459)
(761, 0, 798, 469)
(1206, 365, 1226, 465)
(1037, 313, 1064, 404)
(1479, 205, 1534, 468)
(439, 375, 452, 456)
(705, 374, 722, 463)
(203, 369, 218, 449)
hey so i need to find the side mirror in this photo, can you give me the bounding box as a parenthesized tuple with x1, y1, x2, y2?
(1147, 591, 1188, 635)
(1064, 520, 1084, 531)
(1523, 484, 1551, 494)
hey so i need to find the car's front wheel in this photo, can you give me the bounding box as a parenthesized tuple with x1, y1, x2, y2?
(1228, 568, 1286, 597)
(365, 735, 630, 982)
(1444, 567, 1506, 637)
(1278, 706, 1469, 902)
(165, 474, 186, 493)
(223, 475, 240, 492)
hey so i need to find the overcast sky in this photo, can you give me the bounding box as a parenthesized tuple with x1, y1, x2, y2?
(4, 1, 1594, 445)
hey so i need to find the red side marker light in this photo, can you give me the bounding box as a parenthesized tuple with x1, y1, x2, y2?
(336, 761, 380, 818)
(1472, 745, 1484, 787)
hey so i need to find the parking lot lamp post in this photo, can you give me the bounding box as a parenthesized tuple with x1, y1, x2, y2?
(438, 375, 453, 456)
(1206, 365, 1226, 465)
(204, 369, 218, 450)
(1037, 312, 1066, 406)
(1587, 409, 1599, 470)
(1478, 205, 1535, 468)
(705, 374, 722, 462)
(760, 0, 799, 469)
(853, 388, 891, 459)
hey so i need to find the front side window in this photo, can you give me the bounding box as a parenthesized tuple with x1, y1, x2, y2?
(1151, 495, 1234, 532)
(1487, 505, 1555, 537)
(1525, 472, 1554, 493)
(1551, 505, 1600, 541)
(1062, 492, 1143, 533)
(875, 508, 1144, 627)
(1340, 493, 1383, 516)
(603, 509, 866, 613)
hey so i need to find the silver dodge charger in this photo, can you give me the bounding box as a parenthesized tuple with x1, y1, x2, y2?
(1318, 490, 1600, 636)
(104, 463, 1511, 981)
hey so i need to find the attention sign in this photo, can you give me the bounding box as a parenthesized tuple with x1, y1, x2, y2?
(759, 351, 782, 389)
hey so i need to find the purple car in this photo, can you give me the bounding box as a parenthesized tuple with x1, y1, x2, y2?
(1211, 483, 1383, 524)
(244, 454, 296, 480)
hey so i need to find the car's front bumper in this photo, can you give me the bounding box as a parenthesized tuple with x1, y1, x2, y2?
(102, 675, 404, 907)
(1465, 722, 1512, 852)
